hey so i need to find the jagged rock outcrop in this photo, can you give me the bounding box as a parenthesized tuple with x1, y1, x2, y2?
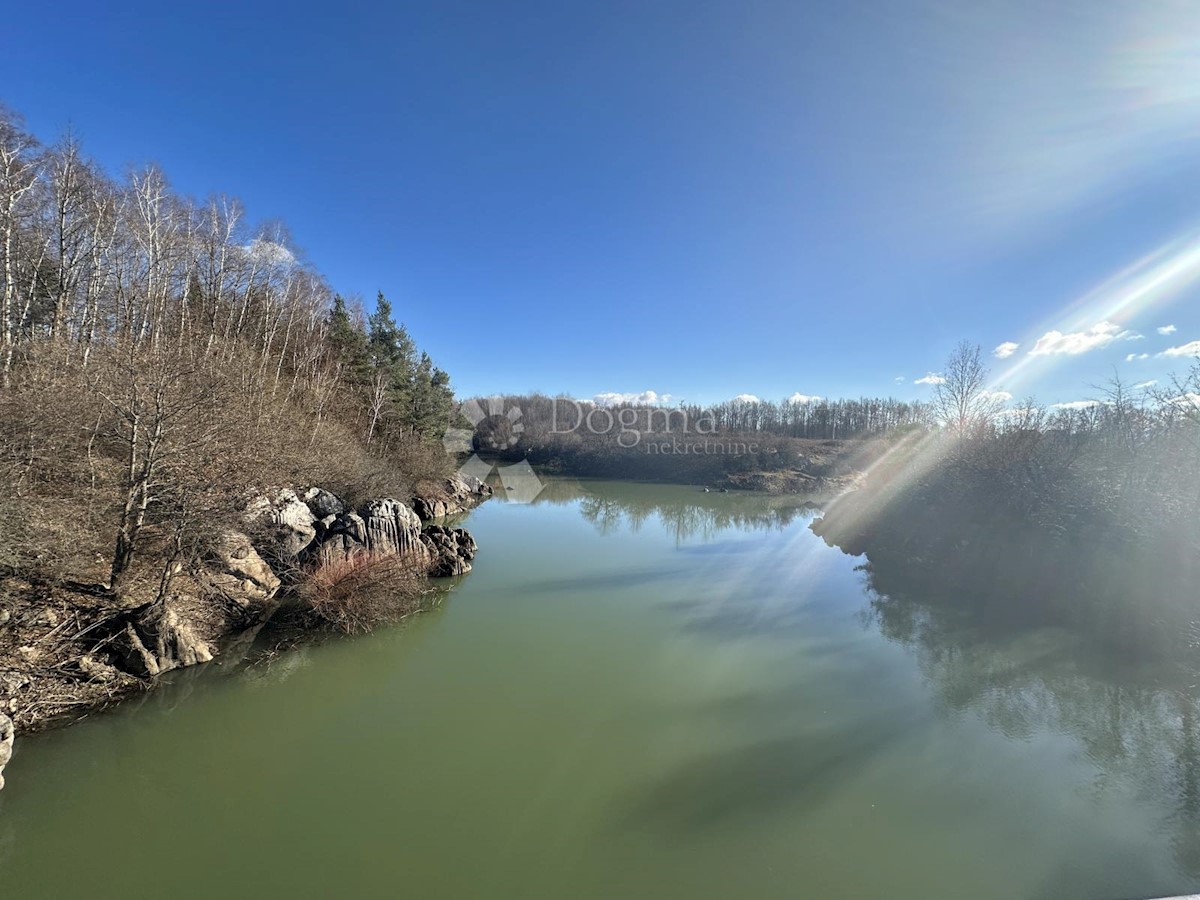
(244, 480, 490, 573)
(245, 488, 318, 561)
(362, 499, 429, 558)
(0, 712, 12, 791)
(105, 600, 217, 678)
(95, 532, 283, 680)
(421, 525, 478, 577)
(0, 483, 489, 767)
(209, 531, 282, 602)
(411, 474, 493, 520)
(311, 510, 366, 566)
(96, 487, 485, 681)
(303, 487, 346, 519)
(310, 497, 480, 576)
(311, 500, 429, 567)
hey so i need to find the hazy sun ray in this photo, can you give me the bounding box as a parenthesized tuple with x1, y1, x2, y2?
(996, 227, 1200, 394)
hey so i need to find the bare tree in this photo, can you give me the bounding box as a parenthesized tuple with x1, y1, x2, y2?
(0, 110, 42, 384)
(93, 342, 212, 592)
(933, 341, 1004, 435)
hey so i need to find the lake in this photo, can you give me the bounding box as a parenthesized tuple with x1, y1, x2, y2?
(1, 478, 1196, 899)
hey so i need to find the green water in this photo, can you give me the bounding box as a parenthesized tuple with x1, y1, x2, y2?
(2, 479, 1197, 899)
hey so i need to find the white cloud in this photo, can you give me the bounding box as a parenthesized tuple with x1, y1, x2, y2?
(1126, 352, 1150, 361)
(593, 390, 672, 406)
(786, 393, 821, 404)
(1161, 340, 1200, 358)
(982, 390, 1013, 403)
(1051, 400, 1101, 411)
(915, 373, 946, 385)
(732, 394, 761, 404)
(1029, 320, 1140, 356)
(1158, 324, 1178, 335)
(244, 238, 295, 266)
(993, 341, 1020, 359)
(894, 376, 906, 384)
(1133, 379, 1157, 389)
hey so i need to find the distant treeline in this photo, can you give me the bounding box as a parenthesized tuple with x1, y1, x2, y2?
(0, 106, 456, 596)
(478, 394, 933, 444)
(682, 396, 933, 439)
(466, 392, 897, 486)
(474, 380, 1200, 456)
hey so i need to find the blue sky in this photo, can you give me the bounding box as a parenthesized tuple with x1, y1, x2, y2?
(5, 0, 1200, 406)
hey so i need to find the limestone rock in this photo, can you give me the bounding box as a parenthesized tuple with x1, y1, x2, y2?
(0, 712, 12, 791)
(313, 500, 431, 568)
(107, 601, 216, 678)
(245, 488, 318, 561)
(209, 531, 281, 605)
(312, 510, 368, 566)
(411, 474, 493, 521)
(411, 496, 451, 520)
(362, 499, 427, 557)
(421, 525, 479, 577)
(302, 487, 346, 519)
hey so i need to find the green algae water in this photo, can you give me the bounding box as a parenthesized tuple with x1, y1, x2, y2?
(1, 478, 1197, 899)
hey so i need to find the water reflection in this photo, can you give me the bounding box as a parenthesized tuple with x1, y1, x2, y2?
(547, 479, 1200, 884)
(861, 558, 1200, 881)
(531, 478, 817, 541)
(614, 720, 906, 835)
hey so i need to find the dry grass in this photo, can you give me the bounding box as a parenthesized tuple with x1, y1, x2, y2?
(294, 554, 433, 634)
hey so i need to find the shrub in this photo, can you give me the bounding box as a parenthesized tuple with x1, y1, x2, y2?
(294, 555, 433, 634)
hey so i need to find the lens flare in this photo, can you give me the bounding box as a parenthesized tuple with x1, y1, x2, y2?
(995, 228, 1200, 394)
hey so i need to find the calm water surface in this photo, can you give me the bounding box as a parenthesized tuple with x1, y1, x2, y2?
(1, 479, 1197, 899)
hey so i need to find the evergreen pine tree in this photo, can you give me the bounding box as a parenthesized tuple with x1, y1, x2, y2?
(366, 292, 418, 438)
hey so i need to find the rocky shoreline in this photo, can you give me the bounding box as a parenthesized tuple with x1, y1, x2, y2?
(0, 474, 492, 789)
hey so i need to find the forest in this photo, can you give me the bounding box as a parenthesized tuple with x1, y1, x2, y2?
(0, 106, 458, 601)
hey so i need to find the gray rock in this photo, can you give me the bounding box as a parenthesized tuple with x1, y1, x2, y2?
(245, 488, 318, 561)
(311, 499, 431, 569)
(411, 475, 493, 520)
(209, 531, 281, 605)
(308, 496, 483, 580)
(108, 602, 215, 678)
(361, 499, 426, 557)
(421, 525, 479, 577)
(312, 511, 368, 566)
(302, 487, 346, 519)
(0, 712, 12, 790)
(411, 496, 449, 520)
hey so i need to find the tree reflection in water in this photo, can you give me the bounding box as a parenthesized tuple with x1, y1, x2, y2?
(532, 477, 815, 542)
(535, 477, 1200, 880)
(861, 555, 1200, 880)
